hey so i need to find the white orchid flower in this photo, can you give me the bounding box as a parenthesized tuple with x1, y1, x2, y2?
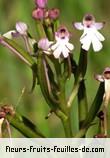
(95, 67, 110, 100)
(51, 26, 74, 58)
(74, 14, 105, 52)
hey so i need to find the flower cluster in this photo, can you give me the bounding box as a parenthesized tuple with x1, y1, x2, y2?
(0, 0, 110, 138)
(1, 3, 105, 59)
(32, 0, 60, 20)
(38, 26, 74, 58)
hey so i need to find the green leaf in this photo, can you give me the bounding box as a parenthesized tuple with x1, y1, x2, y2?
(37, 52, 59, 109)
(74, 82, 104, 138)
(6, 111, 45, 138)
(82, 82, 104, 127)
(0, 36, 36, 67)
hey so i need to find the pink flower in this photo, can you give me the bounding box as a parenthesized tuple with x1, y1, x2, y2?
(35, 0, 47, 8)
(48, 8, 60, 20)
(32, 8, 45, 20)
(16, 22, 28, 35)
(38, 38, 53, 54)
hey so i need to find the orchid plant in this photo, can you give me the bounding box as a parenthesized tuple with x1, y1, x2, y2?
(0, 0, 108, 138)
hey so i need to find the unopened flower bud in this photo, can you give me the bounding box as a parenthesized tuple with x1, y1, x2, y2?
(16, 22, 28, 35)
(32, 8, 45, 20)
(48, 8, 60, 20)
(35, 0, 47, 8)
(38, 38, 51, 50)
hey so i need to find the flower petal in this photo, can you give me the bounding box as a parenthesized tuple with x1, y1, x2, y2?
(74, 22, 84, 30)
(95, 30, 105, 41)
(44, 50, 51, 55)
(66, 42, 74, 51)
(104, 79, 110, 95)
(62, 46, 69, 58)
(51, 42, 59, 51)
(94, 22, 105, 30)
(80, 35, 91, 51)
(53, 46, 61, 58)
(91, 35, 103, 52)
(94, 74, 104, 82)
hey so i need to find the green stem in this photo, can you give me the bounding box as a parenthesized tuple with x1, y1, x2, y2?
(43, 19, 54, 40)
(55, 109, 72, 137)
(54, 60, 72, 137)
(74, 127, 88, 138)
(103, 98, 109, 136)
(35, 21, 46, 39)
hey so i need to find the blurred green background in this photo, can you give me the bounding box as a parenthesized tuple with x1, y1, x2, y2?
(0, 0, 110, 137)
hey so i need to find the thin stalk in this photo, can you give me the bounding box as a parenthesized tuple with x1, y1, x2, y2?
(43, 19, 54, 40)
(55, 109, 72, 137)
(0, 118, 4, 137)
(35, 21, 46, 39)
(54, 60, 72, 137)
(22, 35, 32, 55)
(103, 98, 109, 136)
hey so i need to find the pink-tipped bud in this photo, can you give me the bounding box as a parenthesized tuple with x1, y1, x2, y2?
(38, 38, 50, 50)
(35, 0, 47, 8)
(48, 8, 60, 20)
(16, 22, 28, 35)
(32, 8, 45, 20)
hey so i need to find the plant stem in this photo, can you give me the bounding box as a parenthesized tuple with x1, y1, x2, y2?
(103, 98, 109, 136)
(55, 108, 72, 137)
(36, 21, 46, 38)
